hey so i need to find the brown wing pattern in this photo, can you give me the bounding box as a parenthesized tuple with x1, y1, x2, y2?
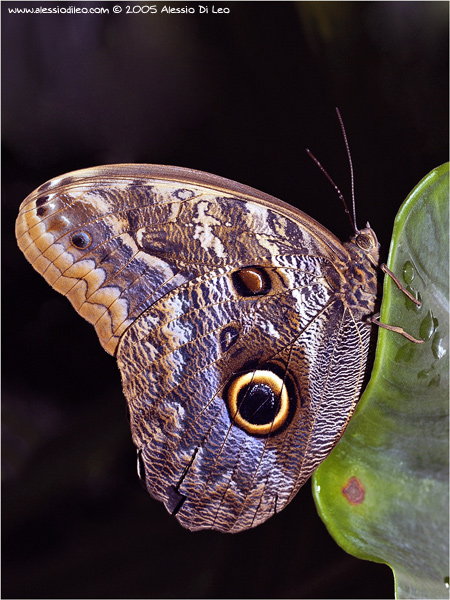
(15, 164, 379, 532)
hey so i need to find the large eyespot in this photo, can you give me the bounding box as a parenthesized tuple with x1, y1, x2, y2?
(70, 231, 92, 249)
(219, 324, 240, 353)
(231, 267, 271, 297)
(227, 369, 291, 436)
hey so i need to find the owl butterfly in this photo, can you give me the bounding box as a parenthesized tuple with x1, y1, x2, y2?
(16, 157, 382, 533)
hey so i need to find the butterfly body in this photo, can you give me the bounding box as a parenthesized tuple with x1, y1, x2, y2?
(16, 164, 379, 532)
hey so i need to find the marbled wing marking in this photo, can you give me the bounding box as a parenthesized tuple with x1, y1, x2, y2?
(288, 306, 370, 505)
(119, 256, 343, 531)
(197, 287, 372, 531)
(17, 187, 190, 354)
(221, 303, 339, 530)
(17, 175, 347, 356)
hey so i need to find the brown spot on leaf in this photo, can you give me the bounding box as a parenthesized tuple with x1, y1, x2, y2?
(342, 477, 365, 505)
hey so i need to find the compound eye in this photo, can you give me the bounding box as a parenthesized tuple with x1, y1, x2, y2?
(356, 232, 375, 250)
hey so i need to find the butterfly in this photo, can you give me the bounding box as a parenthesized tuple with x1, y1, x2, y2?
(16, 159, 382, 533)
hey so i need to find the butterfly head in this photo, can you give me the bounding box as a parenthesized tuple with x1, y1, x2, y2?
(352, 222, 380, 267)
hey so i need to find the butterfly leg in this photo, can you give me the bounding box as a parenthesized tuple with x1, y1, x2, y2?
(369, 314, 424, 344)
(369, 263, 424, 343)
(380, 263, 421, 306)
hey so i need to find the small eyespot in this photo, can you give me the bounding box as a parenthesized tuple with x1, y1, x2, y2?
(232, 267, 271, 297)
(219, 324, 240, 353)
(70, 231, 92, 249)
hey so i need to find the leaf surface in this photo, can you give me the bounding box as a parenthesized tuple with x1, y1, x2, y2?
(313, 163, 449, 599)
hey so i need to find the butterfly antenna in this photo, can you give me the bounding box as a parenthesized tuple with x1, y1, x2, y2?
(335, 107, 359, 233)
(305, 148, 357, 234)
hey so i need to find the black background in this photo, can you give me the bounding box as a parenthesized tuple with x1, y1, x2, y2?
(2, 2, 448, 598)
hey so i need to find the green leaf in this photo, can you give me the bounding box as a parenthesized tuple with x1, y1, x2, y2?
(312, 164, 449, 599)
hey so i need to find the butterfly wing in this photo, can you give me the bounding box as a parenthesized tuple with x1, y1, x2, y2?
(16, 164, 376, 532)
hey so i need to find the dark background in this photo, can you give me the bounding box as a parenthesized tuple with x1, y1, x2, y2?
(2, 2, 448, 598)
